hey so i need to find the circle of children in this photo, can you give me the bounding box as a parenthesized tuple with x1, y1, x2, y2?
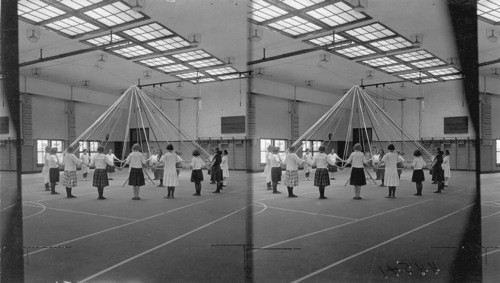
(41, 143, 230, 200)
(264, 143, 451, 200)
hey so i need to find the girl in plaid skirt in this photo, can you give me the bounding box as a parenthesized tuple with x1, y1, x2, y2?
(343, 143, 370, 200)
(310, 146, 338, 199)
(123, 144, 148, 200)
(62, 146, 85, 198)
(270, 147, 282, 194)
(283, 146, 305, 198)
(90, 146, 116, 199)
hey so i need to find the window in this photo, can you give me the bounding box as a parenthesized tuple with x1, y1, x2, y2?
(260, 138, 287, 163)
(79, 140, 100, 157)
(497, 140, 500, 166)
(36, 139, 64, 165)
(301, 140, 323, 156)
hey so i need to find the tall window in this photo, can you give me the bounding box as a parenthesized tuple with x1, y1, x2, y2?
(36, 139, 64, 165)
(79, 141, 100, 157)
(259, 139, 287, 163)
(301, 140, 323, 155)
(497, 140, 500, 166)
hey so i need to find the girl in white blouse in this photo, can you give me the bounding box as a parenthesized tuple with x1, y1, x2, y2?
(189, 149, 206, 196)
(310, 146, 338, 199)
(442, 150, 451, 187)
(90, 146, 116, 199)
(123, 144, 147, 200)
(42, 146, 51, 191)
(61, 146, 84, 198)
(343, 143, 369, 200)
(410, 149, 427, 196)
(378, 144, 405, 198)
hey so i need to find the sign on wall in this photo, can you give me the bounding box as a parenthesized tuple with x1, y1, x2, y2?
(221, 116, 245, 134)
(444, 116, 468, 134)
(0, 116, 9, 134)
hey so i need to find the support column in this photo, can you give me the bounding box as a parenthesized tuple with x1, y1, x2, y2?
(1, 0, 25, 281)
(399, 99, 405, 151)
(290, 100, 299, 143)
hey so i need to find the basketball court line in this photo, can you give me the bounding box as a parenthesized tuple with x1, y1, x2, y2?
(291, 203, 475, 282)
(78, 204, 251, 282)
(252, 202, 268, 215)
(22, 202, 47, 219)
(264, 206, 358, 221)
(22, 202, 138, 221)
(482, 210, 500, 219)
(253, 199, 433, 252)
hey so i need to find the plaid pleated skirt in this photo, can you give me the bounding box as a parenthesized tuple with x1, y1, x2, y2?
(93, 169, 109, 188)
(284, 170, 299, 187)
(49, 168, 60, 183)
(106, 164, 115, 173)
(314, 168, 330, 187)
(412, 169, 425, 182)
(271, 167, 282, 182)
(350, 167, 366, 186)
(62, 171, 78, 188)
(191, 169, 204, 182)
(129, 168, 145, 186)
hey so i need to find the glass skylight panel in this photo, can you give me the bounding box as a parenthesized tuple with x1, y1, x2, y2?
(18, 0, 66, 23)
(187, 58, 224, 68)
(379, 64, 413, 73)
(306, 2, 366, 28)
(398, 72, 428, 79)
(45, 16, 100, 36)
(176, 72, 206, 79)
(441, 74, 463, 80)
(267, 16, 322, 36)
(249, 0, 288, 22)
(369, 37, 413, 52)
(157, 64, 190, 73)
(410, 58, 446, 69)
(205, 67, 238, 76)
(139, 57, 175, 67)
(335, 45, 376, 58)
(122, 23, 173, 41)
(306, 34, 347, 46)
(478, 0, 500, 23)
(190, 78, 216, 84)
(84, 2, 144, 27)
(147, 37, 191, 52)
(362, 57, 398, 67)
(57, 0, 103, 10)
(428, 67, 460, 76)
(281, 0, 325, 10)
(110, 44, 153, 58)
(172, 50, 211, 61)
(413, 78, 438, 84)
(345, 23, 394, 41)
(394, 50, 433, 62)
(219, 74, 245, 80)
(84, 34, 125, 46)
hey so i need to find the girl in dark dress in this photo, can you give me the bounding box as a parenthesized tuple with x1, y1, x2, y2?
(432, 148, 445, 193)
(211, 150, 224, 193)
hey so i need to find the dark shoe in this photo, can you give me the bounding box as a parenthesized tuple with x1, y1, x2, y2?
(433, 190, 441, 193)
(319, 196, 327, 199)
(432, 181, 437, 184)
(385, 195, 391, 198)
(212, 191, 220, 193)
(273, 191, 281, 194)
(164, 196, 170, 198)
(414, 193, 421, 196)
(68, 195, 76, 198)
(290, 194, 298, 198)
(109, 178, 113, 180)
(132, 197, 141, 200)
(51, 191, 60, 195)
(193, 193, 200, 196)
(210, 181, 215, 184)
(379, 184, 386, 187)
(98, 196, 106, 200)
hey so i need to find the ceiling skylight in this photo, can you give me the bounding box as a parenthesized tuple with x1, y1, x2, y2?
(410, 58, 446, 69)
(176, 72, 206, 79)
(306, 2, 366, 28)
(138, 57, 175, 67)
(84, 2, 144, 27)
(305, 33, 347, 46)
(219, 74, 245, 80)
(369, 37, 413, 52)
(428, 67, 460, 76)
(394, 50, 433, 62)
(344, 23, 394, 41)
(187, 58, 224, 68)
(190, 78, 216, 84)
(379, 64, 413, 73)
(205, 67, 238, 76)
(441, 74, 463, 81)
(57, 0, 104, 10)
(147, 37, 191, 52)
(334, 44, 376, 58)
(268, 16, 322, 36)
(110, 44, 154, 58)
(18, 0, 66, 23)
(413, 78, 439, 84)
(249, 0, 288, 22)
(122, 22, 173, 41)
(83, 34, 126, 46)
(398, 72, 428, 79)
(157, 64, 190, 73)
(478, 0, 500, 24)
(361, 57, 398, 67)
(281, 0, 326, 10)
(45, 16, 100, 36)
(172, 50, 212, 61)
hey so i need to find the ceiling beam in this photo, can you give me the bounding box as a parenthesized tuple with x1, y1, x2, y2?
(478, 58, 500, 67)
